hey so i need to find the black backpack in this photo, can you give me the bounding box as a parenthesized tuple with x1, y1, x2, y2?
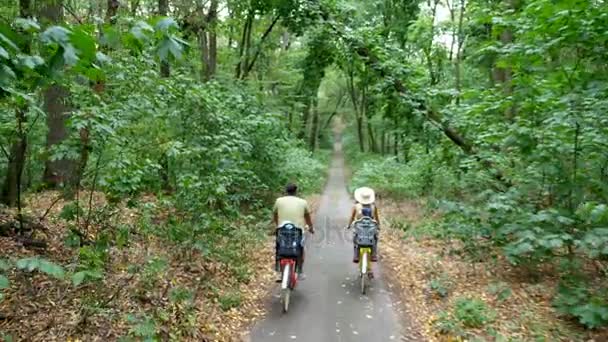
(361, 203, 374, 218)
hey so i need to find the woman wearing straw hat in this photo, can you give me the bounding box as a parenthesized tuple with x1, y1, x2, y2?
(348, 187, 380, 263)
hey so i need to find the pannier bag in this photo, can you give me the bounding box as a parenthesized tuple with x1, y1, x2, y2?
(354, 217, 377, 247)
(277, 223, 303, 257)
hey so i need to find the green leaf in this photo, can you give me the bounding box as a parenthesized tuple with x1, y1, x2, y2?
(154, 18, 178, 33)
(96, 51, 111, 64)
(0, 275, 9, 289)
(18, 55, 44, 69)
(130, 21, 153, 42)
(41, 26, 71, 45)
(72, 271, 86, 286)
(70, 28, 96, 62)
(16, 257, 40, 272)
(157, 36, 183, 61)
(0, 33, 19, 52)
(0, 46, 8, 59)
(14, 18, 40, 32)
(39, 260, 65, 279)
(0, 259, 10, 271)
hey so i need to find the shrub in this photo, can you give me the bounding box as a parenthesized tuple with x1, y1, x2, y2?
(453, 297, 495, 328)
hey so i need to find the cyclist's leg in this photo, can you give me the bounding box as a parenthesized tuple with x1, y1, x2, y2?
(298, 249, 305, 274)
(353, 234, 359, 263)
(275, 239, 280, 271)
(372, 234, 378, 261)
(297, 235, 305, 274)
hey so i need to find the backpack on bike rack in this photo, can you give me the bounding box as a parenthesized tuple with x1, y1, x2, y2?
(276, 223, 303, 257)
(354, 217, 377, 247)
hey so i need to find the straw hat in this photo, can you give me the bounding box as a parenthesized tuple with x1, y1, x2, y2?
(354, 187, 375, 205)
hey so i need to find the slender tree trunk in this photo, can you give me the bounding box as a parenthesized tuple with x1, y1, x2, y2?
(130, 0, 139, 16)
(309, 98, 320, 151)
(393, 132, 399, 161)
(425, 0, 441, 86)
(106, 0, 119, 23)
(446, 0, 456, 61)
(159, 0, 170, 77)
(281, 31, 290, 50)
(346, 67, 365, 152)
(199, 28, 210, 80)
(235, 11, 253, 79)
(494, 0, 518, 120)
(1, 111, 26, 207)
(454, 0, 466, 105)
(1, 0, 32, 207)
(355, 114, 364, 152)
(367, 121, 377, 153)
(207, 0, 218, 78)
(298, 98, 311, 140)
(227, 9, 234, 48)
(381, 130, 386, 155)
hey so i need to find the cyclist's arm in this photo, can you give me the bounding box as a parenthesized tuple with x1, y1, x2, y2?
(374, 206, 380, 227)
(348, 206, 356, 226)
(272, 201, 279, 230)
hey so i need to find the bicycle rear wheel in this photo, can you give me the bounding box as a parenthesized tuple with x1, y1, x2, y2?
(281, 263, 291, 313)
(360, 251, 368, 294)
(282, 288, 291, 313)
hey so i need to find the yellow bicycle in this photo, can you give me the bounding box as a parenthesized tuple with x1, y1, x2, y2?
(349, 217, 378, 295)
(358, 245, 373, 294)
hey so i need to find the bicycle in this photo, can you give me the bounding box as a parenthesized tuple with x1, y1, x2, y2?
(347, 217, 378, 294)
(275, 222, 304, 313)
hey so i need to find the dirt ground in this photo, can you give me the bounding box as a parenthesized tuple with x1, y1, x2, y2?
(378, 198, 607, 342)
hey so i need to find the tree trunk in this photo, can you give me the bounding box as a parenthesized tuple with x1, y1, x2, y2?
(309, 98, 319, 151)
(425, 0, 441, 86)
(43, 85, 77, 188)
(199, 29, 210, 81)
(40, 0, 78, 190)
(298, 98, 312, 140)
(454, 0, 466, 105)
(235, 11, 253, 79)
(130, 0, 139, 16)
(1, 0, 33, 207)
(208, 0, 218, 78)
(281, 31, 290, 50)
(106, 0, 119, 24)
(367, 121, 377, 153)
(20, 0, 31, 18)
(1, 111, 27, 207)
(159, 0, 170, 77)
(393, 131, 399, 161)
(346, 66, 364, 152)
(494, 0, 518, 120)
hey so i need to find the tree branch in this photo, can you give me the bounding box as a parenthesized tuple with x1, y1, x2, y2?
(241, 15, 281, 79)
(0, 141, 10, 160)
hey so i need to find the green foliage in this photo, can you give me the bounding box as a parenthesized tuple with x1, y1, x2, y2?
(126, 314, 158, 341)
(15, 257, 65, 279)
(453, 297, 495, 329)
(554, 281, 608, 329)
(71, 270, 103, 287)
(429, 275, 451, 298)
(435, 297, 495, 338)
(487, 282, 512, 303)
(218, 291, 242, 311)
(347, 143, 459, 199)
